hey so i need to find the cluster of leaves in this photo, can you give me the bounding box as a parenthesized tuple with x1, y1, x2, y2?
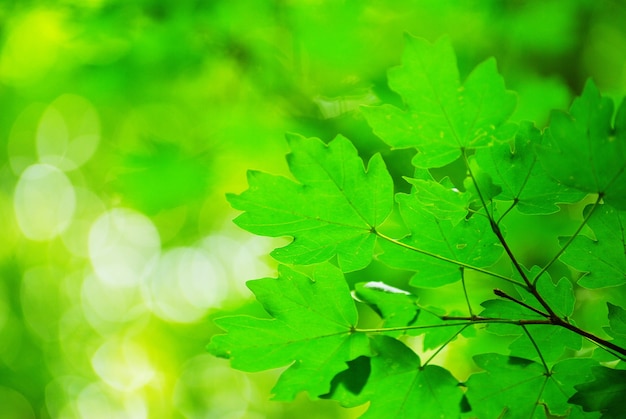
(209, 36, 626, 418)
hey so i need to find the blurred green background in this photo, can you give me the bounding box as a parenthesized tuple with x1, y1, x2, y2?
(0, 0, 625, 418)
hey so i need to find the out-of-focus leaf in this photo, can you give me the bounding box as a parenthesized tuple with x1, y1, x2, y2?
(363, 35, 516, 168)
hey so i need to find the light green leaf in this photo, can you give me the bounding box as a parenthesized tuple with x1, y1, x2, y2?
(559, 204, 626, 288)
(479, 299, 546, 335)
(228, 134, 394, 271)
(354, 282, 419, 336)
(539, 80, 626, 209)
(475, 121, 586, 214)
(513, 266, 576, 319)
(508, 325, 582, 362)
(408, 178, 470, 225)
(409, 308, 467, 350)
(466, 354, 599, 418)
(208, 264, 371, 401)
(360, 336, 463, 419)
(480, 269, 581, 362)
(536, 275, 576, 318)
(569, 366, 626, 418)
(363, 35, 516, 168)
(378, 191, 502, 287)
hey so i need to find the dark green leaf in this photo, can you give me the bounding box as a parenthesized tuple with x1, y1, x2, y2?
(360, 336, 463, 419)
(466, 354, 599, 418)
(228, 134, 394, 271)
(569, 366, 626, 418)
(607, 303, 626, 336)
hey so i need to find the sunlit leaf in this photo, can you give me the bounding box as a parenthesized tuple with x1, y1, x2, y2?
(354, 282, 419, 336)
(208, 263, 371, 400)
(475, 121, 586, 214)
(378, 191, 502, 287)
(228, 134, 394, 272)
(363, 35, 516, 168)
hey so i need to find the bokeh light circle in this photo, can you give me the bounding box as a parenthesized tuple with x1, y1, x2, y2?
(36, 94, 100, 171)
(13, 163, 76, 241)
(88, 208, 160, 288)
(91, 338, 155, 392)
(143, 247, 227, 323)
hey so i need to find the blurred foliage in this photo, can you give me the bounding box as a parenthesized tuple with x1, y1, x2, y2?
(0, 0, 624, 418)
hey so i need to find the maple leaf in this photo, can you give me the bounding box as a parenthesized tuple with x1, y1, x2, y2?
(539, 80, 626, 209)
(569, 366, 626, 419)
(379, 185, 503, 287)
(475, 121, 586, 214)
(465, 354, 600, 418)
(559, 204, 626, 288)
(359, 336, 464, 419)
(208, 263, 371, 400)
(362, 35, 516, 168)
(227, 133, 393, 272)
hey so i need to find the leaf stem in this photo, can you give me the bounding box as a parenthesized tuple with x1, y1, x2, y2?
(460, 267, 474, 317)
(551, 317, 626, 360)
(531, 193, 603, 286)
(462, 149, 559, 319)
(496, 199, 518, 225)
(493, 289, 549, 318)
(355, 317, 552, 334)
(521, 324, 549, 373)
(375, 231, 524, 287)
(422, 325, 468, 367)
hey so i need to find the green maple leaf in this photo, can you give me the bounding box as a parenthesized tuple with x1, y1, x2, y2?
(601, 303, 626, 359)
(362, 35, 516, 168)
(539, 80, 626, 209)
(359, 336, 464, 419)
(379, 189, 503, 287)
(607, 302, 626, 336)
(509, 267, 576, 320)
(354, 282, 419, 336)
(481, 268, 581, 361)
(559, 204, 626, 288)
(466, 354, 600, 418)
(535, 274, 576, 319)
(228, 133, 394, 272)
(475, 121, 586, 214)
(208, 263, 371, 400)
(409, 178, 471, 225)
(569, 366, 626, 418)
